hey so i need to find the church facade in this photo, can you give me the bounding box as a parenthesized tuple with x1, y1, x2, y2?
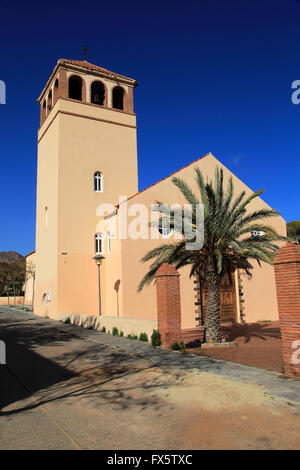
(26, 59, 286, 332)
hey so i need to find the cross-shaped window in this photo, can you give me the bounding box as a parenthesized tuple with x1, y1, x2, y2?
(94, 171, 102, 192)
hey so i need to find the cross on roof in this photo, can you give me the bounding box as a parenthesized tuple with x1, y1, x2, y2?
(81, 45, 89, 61)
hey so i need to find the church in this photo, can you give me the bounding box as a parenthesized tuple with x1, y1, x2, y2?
(25, 58, 286, 338)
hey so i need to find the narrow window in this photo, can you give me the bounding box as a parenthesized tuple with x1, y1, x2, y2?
(91, 81, 105, 105)
(94, 171, 102, 192)
(69, 75, 82, 100)
(95, 233, 103, 254)
(107, 232, 111, 253)
(45, 206, 48, 227)
(54, 78, 59, 100)
(42, 100, 46, 119)
(47, 90, 52, 111)
(112, 86, 124, 110)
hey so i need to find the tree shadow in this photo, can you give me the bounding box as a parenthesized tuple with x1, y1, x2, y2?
(220, 322, 281, 343)
(0, 313, 178, 416)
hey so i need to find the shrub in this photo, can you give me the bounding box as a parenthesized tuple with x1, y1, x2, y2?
(171, 340, 186, 353)
(171, 341, 181, 350)
(151, 329, 161, 347)
(101, 326, 106, 333)
(112, 327, 119, 336)
(63, 317, 71, 324)
(139, 332, 148, 342)
(127, 334, 138, 340)
(119, 331, 124, 337)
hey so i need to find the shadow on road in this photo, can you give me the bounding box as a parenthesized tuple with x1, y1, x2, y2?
(0, 312, 177, 417)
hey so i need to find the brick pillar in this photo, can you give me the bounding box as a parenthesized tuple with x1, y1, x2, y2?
(274, 243, 300, 377)
(155, 263, 181, 347)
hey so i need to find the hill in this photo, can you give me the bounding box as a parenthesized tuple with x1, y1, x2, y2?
(0, 251, 25, 264)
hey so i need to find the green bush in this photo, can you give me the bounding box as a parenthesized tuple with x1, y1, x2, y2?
(151, 329, 161, 347)
(127, 334, 138, 340)
(101, 326, 106, 333)
(112, 327, 119, 336)
(119, 331, 124, 337)
(171, 340, 186, 353)
(139, 332, 148, 342)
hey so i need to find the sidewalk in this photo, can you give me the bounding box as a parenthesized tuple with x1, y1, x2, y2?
(3, 306, 300, 406)
(1, 306, 300, 450)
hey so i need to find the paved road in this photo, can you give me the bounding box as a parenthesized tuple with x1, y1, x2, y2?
(0, 306, 300, 450)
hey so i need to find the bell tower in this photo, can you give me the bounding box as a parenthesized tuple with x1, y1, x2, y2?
(34, 59, 138, 318)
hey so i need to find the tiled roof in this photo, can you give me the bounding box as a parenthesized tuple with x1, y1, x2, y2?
(38, 58, 138, 102)
(59, 59, 137, 84)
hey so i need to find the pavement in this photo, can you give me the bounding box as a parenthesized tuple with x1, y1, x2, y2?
(0, 306, 300, 450)
(190, 321, 283, 373)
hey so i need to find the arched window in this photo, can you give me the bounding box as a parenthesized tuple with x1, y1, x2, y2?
(54, 78, 59, 100)
(112, 86, 124, 110)
(69, 75, 82, 101)
(42, 100, 46, 118)
(91, 81, 105, 105)
(47, 90, 52, 111)
(95, 233, 103, 254)
(94, 171, 102, 192)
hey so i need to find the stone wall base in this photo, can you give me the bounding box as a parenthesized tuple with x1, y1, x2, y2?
(56, 313, 157, 341)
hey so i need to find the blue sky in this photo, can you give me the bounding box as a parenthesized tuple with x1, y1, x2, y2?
(0, 0, 299, 255)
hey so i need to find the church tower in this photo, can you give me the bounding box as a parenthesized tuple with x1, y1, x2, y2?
(35, 59, 138, 317)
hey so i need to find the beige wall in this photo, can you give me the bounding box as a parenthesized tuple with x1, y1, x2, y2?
(33, 67, 285, 327)
(34, 113, 60, 317)
(57, 312, 157, 340)
(0, 296, 24, 305)
(24, 251, 36, 306)
(34, 95, 138, 319)
(117, 153, 286, 327)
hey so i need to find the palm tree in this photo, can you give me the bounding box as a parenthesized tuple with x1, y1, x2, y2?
(138, 166, 286, 343)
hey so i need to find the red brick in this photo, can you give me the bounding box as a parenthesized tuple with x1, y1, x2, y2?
(274, 243, 300, 377)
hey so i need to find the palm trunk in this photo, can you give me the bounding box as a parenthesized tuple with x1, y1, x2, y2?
(204, 261, 221, 343)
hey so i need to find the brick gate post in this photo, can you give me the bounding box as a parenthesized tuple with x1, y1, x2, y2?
(155, 263, 181, 347)
(274, 243, 300, 377)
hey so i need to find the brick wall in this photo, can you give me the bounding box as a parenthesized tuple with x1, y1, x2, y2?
(274, 243, 300, 377)
(155, 264, 182, 347)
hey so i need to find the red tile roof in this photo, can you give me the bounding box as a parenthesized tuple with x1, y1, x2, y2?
(59, 59, 137, 85)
